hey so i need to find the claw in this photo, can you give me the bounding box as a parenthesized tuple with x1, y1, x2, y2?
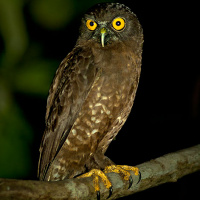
(78, 169, 112, 200)
(137, 171, 141, 184)
(128, 175, 133, 189)
(97, 190, 100, 200)
(107, 186, 113, 199)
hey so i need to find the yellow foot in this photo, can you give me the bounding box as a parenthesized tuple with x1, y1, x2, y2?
(77, 166, 140, 199)
(104, 165, 141, 189)
(77, 169, 112, 200)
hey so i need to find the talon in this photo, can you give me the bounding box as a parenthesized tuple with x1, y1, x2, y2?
(97, 190, 100, 200)
(128, 175, 133, 189)
(78, 169, 112, 199)
(137, 171, 141, 184)
(107, 186, 113, 199)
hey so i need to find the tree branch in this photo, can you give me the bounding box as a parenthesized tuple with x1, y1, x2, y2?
(0, 144, 200, 200)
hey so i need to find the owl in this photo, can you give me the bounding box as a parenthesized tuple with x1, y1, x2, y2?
(38, 2, 143, 199)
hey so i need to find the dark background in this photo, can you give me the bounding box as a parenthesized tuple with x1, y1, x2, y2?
(0, 0, 199, 199)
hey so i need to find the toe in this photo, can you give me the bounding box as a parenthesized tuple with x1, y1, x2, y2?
(128, 175, 133, 189)
(78, 169, 112, 199)
(97, 190, 100, 200)
(107, 186, 113, 199)
(137, 171, 141, 184)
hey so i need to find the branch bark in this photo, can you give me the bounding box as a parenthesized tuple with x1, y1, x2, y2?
(0, 144, 200, 200)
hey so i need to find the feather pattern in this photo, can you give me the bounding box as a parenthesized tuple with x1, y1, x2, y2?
(38, 47, 100, 180)
(38, 2, 143, 181)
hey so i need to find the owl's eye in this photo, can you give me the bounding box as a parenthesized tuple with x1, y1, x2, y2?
(86, 19, 97, 31)
(112, 17, 125, 31)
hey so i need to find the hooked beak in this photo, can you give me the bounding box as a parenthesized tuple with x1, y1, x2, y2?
(100, 28, 106, 47)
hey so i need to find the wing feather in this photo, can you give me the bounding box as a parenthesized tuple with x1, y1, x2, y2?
(38, 46, 98, 180)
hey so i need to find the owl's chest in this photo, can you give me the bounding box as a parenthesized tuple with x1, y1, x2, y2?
(84, 47, 139, 117)
(88, 62, 134, 113)
(92, 46, 136, 83)
(95, 52, 136, 95)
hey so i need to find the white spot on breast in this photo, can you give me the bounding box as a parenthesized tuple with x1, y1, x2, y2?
(86, 132, 91, 137)
(116, 95, 121, 100)
(76, 125, 84, 131)
(108, 94, 114, 100)
(91, 116, 96, 121)
(97, 93, 101, 98)
(77, 135, 83, 141)
(102, 96, 108, 100)
(114, 102, 120, 107)
(55, 164, 61, 170)
(117, 116, 122, 123)
(59, 158, 66, 165)
(100, 104, 110, 115)
(106, 110, 111, 115)
(89, 102, 93, 108)
(74, 118, 80, 126)
(94, 103, 102, 107)
(95, 119, 101, 123)
(72, 129, 77, 135)
(86, 129, 91, 137)
(66, 139, 71, 145)
(92, 109, 97, 115)
(86, 120, 92, 127)
(91, 129, 98, 135)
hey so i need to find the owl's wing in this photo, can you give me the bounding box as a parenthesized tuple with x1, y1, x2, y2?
(38, 47, 99, 180)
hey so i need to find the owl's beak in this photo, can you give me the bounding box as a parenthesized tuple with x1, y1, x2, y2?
(100, 28, 106, 47)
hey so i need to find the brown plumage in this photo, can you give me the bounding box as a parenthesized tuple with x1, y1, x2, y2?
(38, 2, 143, 183)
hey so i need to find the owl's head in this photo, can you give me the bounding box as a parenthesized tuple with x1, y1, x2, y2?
(77, 3, 143, 49)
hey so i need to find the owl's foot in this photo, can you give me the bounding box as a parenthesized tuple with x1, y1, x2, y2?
(77, 165, 140, 200)
(77, 169, 112, 200)
(104, 165, 141, 189)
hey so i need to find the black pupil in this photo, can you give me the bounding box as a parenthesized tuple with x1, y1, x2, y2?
(116, 21, 121, 26)
(90, 21, 94, 26)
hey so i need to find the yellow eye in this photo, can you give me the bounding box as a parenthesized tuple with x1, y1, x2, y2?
(86, 19, 97, 31)
(112, 17, 125, 31)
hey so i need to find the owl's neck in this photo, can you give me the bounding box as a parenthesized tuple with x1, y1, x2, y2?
(75, 39, 142, 75)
